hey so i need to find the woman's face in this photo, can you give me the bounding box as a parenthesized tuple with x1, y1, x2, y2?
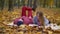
(36, 14, 40, 19)
(36, 13, 43, 19)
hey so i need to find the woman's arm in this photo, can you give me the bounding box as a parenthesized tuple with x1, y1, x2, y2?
(44, 17, 49, 26)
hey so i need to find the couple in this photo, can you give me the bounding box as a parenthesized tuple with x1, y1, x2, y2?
(13, 6, 49, 26)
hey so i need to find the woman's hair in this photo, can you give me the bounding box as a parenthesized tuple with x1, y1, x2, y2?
(36, 11, 43, 17)
(36, 11, 44, 26)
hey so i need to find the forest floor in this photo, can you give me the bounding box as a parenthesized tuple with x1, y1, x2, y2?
(0, 7, 60, 34)
(0, 7, 60, 25)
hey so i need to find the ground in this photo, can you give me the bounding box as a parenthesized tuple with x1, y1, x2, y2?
(0, 7, 60, 34)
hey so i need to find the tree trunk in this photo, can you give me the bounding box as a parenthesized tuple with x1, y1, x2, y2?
(33, 0, 37, 10)
(8, 0, 13, 11)
(55, 0, 57, 8)
(58, 0, 60, 8)
(30, 0, 32, 7)
(14, 0, 16, 6)
(27, 0, 30, 6)
(39, 0, 42, 6)
(0, 0, 5, 10)
(21, 0, 25, 6)
(59, 0, 60, 8)
(43, 0, 46, 8)
(18, 0, 20, 8)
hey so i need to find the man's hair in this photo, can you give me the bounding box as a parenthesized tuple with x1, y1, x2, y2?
(32, 8, 36, 11)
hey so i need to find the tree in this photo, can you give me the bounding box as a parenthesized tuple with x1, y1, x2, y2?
(18, 0, 20, 8)
(8, 0, 13, 11)
(29, 0, 32, 7)
(27, 0, 30, 6)
(33, 0, 37, 10)
(59, 0, 60, 8)
(37, 0, 41, 7)
(0, 0, 5, 10)
(27, 0, 32, 7)
(21, 0, 25, 6)
(55, 0, 58, 8)
(43, 0, 46, 7)
(58, 0, 60, 8)
(14, 0, 16, 6)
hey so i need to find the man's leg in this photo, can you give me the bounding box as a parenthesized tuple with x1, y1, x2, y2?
(22, 6, 27, 16)
(22, 10, 26, 16)
(28, 10, 32, 17)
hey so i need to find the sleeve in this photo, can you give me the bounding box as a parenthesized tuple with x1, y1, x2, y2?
(33, 16, 38, 24)
(44, 16, 49, 26)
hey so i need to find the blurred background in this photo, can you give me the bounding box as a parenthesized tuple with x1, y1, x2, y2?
(0, 0, 60, 24)
(0, 0, 60, 34)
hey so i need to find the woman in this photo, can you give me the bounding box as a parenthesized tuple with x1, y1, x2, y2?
(33, 11, 49, 26)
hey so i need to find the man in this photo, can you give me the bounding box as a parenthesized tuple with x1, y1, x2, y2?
(21, 6, 35, 25)
(22, 6, 27, 16)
